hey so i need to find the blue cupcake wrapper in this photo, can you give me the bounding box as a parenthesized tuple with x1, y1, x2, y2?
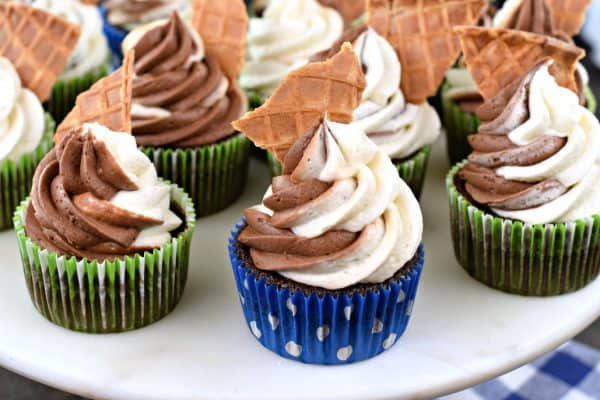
(228, 222, 425, 365)
(100, 5, 127, 67)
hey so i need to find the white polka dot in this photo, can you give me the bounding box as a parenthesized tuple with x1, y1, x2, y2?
(268, 313, 279, 330)
(371, 318, 383, 334)
(244, 279, 249, 289)
(337, 345, 353, 361)
(286, 298, 297, 316)
(239, 294, 245, 305)
(397, 290, 406, 303)
(406, 300, 415, 316)
(343, 305, 353, 321)
(285, 341, 302, 357)
(383, 333, 397, 350)
(316, 325, 330, 342)
(250, 321, 261, 338)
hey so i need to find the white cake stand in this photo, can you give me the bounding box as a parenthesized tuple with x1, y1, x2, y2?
(0, 139, 599, 400)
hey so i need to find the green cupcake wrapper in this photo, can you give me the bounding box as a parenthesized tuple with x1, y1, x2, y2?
(447, 162, 600, 296)
(13, 183, 196, 333)
(441, 84, 598, 165)
(142, 133, 251, 218)
(0, 114, 55, 231)
(45, 60, 110, 124)
(266, 146, 431, 199)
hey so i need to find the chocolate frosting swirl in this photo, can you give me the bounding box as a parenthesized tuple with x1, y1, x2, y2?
(25, 128, 165, 261)
(128, 12, 246, 147)
(501, 0, 554, 35)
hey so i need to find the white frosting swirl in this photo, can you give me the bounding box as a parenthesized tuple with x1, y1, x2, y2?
(0, 57, 45, 164)
(255, 120, 423, 289)
(85, 123, 182, 248)
(492, 64, 600, 223)
(351, 29, 440, 159)
(240, 0, 343, 94)
(32, 0, 108, 79)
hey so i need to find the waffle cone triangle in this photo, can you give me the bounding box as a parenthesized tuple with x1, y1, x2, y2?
(546, 0, 591, 37)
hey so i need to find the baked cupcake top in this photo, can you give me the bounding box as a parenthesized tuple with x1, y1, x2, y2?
(121, 6, 248, 148)
(240, 0, 344, 94)
(104, 0, 191, 30)
(27, 52, 182, 261)
(456, 27, 600, 224)
(0, 2, 79, 163)
(233, 44, 423, 290)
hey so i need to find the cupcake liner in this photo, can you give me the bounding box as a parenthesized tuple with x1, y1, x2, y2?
(0, 114, 54, 231)
(447, 162, 600, 296)
(228, 222, 425, 365)
(142, 133, 251, 218)
(100, 5, 127, 67)
(246, 89, 267, 111)
(266, 146, 431, 199)
(45, 59, 110, 124)
(442, 84, 598, 165)
(13, 183, 196, 333)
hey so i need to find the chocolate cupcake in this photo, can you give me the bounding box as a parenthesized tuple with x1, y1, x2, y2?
(230, 45, 425, 364)
(121, 4, 250, 217)
(443, 0, 597, 164)
(448, 27, 600, 296)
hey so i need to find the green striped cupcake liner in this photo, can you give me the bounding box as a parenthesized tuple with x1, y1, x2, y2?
(13, 183, 196, 333)
(142, 133, 251, 218)
(447, 162, 600, 296)
(45, 59, 110, 124)
(0, 113, 55, 231)
(266, 146, 431, 199)
(441, 84, 597, 165)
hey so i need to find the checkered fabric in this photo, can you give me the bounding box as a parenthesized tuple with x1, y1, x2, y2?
(443, 341, 600, 400)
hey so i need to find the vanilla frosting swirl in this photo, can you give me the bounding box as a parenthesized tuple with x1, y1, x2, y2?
(31, 0, 108, 80)
(350, 28, 440, 160)
(104, 0, 191, 30)
(241, 0, 343, 94)
(26, 123, 182, 260)
(0, 57, 45, 164)
(239, 119, 422, 289)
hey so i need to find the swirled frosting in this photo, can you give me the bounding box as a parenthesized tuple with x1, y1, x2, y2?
(0, 57, 45, 164)
(459, 62, 600, 223)
(493, 0, 553, 36)
(25, 123, 182, 261)
(123, 12, 246, 147)
(32, 0, 108, 80)
(240, 0, 343, 94)
(350, 28, 440, 160)
(238, 119, 423, 289)
(104, 0, 191, 30)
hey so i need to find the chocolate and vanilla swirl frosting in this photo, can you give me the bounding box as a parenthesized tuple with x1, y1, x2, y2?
(239, 119, 422, 290)
(104, 0, 190, 30)
(25, 123, 182, 261)
(122, 12, 246, 147)
(459, 61, 600, 223)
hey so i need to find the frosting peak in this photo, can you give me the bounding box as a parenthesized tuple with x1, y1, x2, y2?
(105, 0, 191, 30)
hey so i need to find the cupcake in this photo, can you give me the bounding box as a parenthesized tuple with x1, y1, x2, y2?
(268, 0, 487, 197)
(230, 44, 425, 364)
(240, 0, 344, 109)
(120, 2, 250, 217)
(448, 26, 600, 296)
(31, 0, 110, 124)
(0, 3, 81, 230)
(443, 0, 597, 165)
(15, 51, 196, 333)
(101, 0, 191, 65)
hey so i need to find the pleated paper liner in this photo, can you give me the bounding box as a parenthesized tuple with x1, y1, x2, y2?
(13, 184, 196, 333)
(142, 133, 251, 218)
(45, 58, 110, 124)
(229, 222, 424, 365)
(447, 162, 600, 296)
(0, 113, 54, 231)
(266, 145, 431, 199)
(99, 4, 127, 67)
(442, 83, 597, 165)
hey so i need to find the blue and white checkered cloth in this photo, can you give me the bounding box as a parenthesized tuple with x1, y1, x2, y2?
(443, 341, 600, 400)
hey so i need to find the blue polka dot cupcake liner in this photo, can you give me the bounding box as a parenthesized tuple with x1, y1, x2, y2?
(228, 222, 425, 365)
(100, 5, 127, 68)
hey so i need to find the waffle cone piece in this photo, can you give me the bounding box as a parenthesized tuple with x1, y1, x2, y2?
(367, 0, 488, 104)
(191, 0, 248, 82)
(55, 50, 135, 144)
(546, 0, 591, 37)
(232, 43, 366, 161)
(0, 2, 80, 102)
(455, 26, 584, 100)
